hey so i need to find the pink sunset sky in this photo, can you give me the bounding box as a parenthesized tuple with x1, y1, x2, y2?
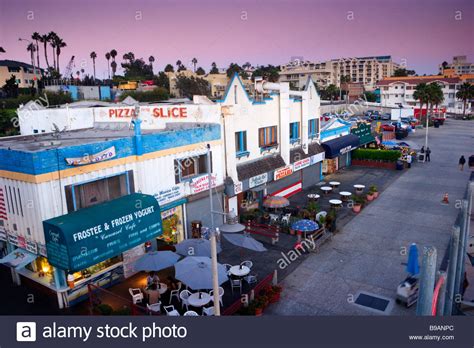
(0, 0, 473, 78)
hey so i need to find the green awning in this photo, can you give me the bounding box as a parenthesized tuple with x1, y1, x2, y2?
(351, 123, 375, 145)
(43, 193, 162, 272)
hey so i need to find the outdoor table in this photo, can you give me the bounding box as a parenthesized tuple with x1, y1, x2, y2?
(307, 193, 320, 202)
(329, 199, 343, 209)
(339, 191, 352, 201)
(320, 186, 332, 195)
(329, 181, 341, 190)
(229, 265, 250, 277)
(353, 184, 365, 194)
(188, 292, 212, 308)
(269, 213, 280, 223)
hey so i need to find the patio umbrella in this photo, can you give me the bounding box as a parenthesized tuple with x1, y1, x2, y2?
(263, 196, 290, 209)
(223, 232, 267, 252)
(406, 243, 420, 275)
(175, 238, 222, 257)
(291, 219, 319, 232)
(174, 256, 228, 290)
(134, 251, 181, 271)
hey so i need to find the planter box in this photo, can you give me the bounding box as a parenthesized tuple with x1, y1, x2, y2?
(352, 159, 397, 170)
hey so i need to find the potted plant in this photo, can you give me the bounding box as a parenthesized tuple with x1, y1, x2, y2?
(366, 190, 374, 201)
(325, 208, 337, 232)
(318, 214, 326, 227)
(266, 285, 283, 303)
(351, 195, 365, 213)
(370, 185, 379, 198)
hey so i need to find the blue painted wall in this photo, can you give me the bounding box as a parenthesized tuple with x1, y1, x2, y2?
(0, 124, 221, 175)
(99, 86, 112, 100)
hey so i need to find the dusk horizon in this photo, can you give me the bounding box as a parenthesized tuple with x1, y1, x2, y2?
(1, 0, 473, 77)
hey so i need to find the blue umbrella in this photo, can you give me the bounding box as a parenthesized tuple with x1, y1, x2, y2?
(406, 243, 420, 275)
(134, 251, 181, 271)
(223, 233, 267, 252)
(174, 256, 228, 290)
(175, 238, 222, 257)
(291, 219, 319, 232)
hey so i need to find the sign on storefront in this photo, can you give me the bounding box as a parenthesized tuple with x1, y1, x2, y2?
(189, 174, 217, 194)
(293, 157, 311, 171)
(234, 181, 243, 194)
(43, 193, 162, 271)
(154, 185, 185, 206)
(249, 173, 268, 188)
(310, 152, 325, 165)
(26, 239, 38, 254)
(274, 165, 294, 181)
(65, 146, 116, 166)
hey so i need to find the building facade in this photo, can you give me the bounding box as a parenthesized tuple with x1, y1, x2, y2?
(0, 60, 42, 88)
(279, 56, 400, 92)
(377, 76, 463, 111)
(219, 75, 325, 216)
(439, 56, 474, 76)
(0, 122, 224, 308)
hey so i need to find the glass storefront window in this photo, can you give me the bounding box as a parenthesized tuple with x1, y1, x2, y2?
(72, 255, 122, 282)
(157, 206, 184, 245)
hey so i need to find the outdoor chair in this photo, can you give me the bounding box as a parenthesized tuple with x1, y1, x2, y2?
(230, 278, 242, 294)
(128, 288, 144, 304)
(163, 305, 180, 316)
(183, 310, 199, 316)
(179, 289, 192, 311)
(281, 213, 291, 225)
(241, 260, 253, 269)
(315, 211, 327, 222)
(269, 214, 280, 223)
(169, 282, 182, 304)
(146, 301, 162, 315)
(209, 286, 224, 307)
(202, 306, 215, 316)
(244, 274, 258, 285)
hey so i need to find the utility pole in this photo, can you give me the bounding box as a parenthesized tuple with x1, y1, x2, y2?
(416, 246, 437, 316)
(207, 143, 221, 316)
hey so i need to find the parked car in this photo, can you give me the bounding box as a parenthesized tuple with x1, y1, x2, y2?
(381, 113, 391, 120)
(381, 124, 395, 132)
(391, 121, 410, 130)
(370, 111, 381, 120)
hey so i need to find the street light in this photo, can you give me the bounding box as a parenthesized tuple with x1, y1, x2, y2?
(18, 37, 38, 91)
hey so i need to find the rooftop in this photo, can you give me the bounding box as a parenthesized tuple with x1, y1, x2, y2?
(377, 76, 461, 86)
(0, 59, 44, 72)
(0, 122, 214, 152)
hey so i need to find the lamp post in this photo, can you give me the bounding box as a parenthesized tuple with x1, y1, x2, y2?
(19, 38, 39, 92)
(207, 143, 221, 316)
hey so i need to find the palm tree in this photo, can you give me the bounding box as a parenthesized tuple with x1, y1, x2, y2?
(40, 34, 50, 69)
(413, 83, 429, 118)
(90, 51, 97, 81)
(191, 57, 197, 72)
(456, 82, 474, 118)
(47, 32, 58, 70)
(54, 37, 67, 74)
(426, 83, 444, 116)
(123, 52, 134, 63)
(111, 61, 117, 77)
(105, 52, 111, 79)
(110, 49, 117, 77)
(176, 60, 182, 69)
(148, 56, 155, 72)
(26, 43, 36, 67)
(31, 32, 41, 69)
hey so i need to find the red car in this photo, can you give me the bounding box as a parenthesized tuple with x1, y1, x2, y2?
(381, 124, 395, 132)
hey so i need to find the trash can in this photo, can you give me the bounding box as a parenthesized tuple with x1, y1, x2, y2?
(396, 160, 404, 170)
(434, 120, 440, 128)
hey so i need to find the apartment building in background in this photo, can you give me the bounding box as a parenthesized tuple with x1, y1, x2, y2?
(279, 55, 400, 92)
(0, 60, 42, 88)
(377, 76, 465, 112)
(439, 56, 474, 76)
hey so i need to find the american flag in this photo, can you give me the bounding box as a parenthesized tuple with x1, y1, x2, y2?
(0, 188, 7, 221)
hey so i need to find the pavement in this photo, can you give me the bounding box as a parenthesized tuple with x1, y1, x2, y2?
(268, 119, 474, 316)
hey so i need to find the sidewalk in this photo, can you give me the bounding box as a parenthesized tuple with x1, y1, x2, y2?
(268, 119, 474, 315)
